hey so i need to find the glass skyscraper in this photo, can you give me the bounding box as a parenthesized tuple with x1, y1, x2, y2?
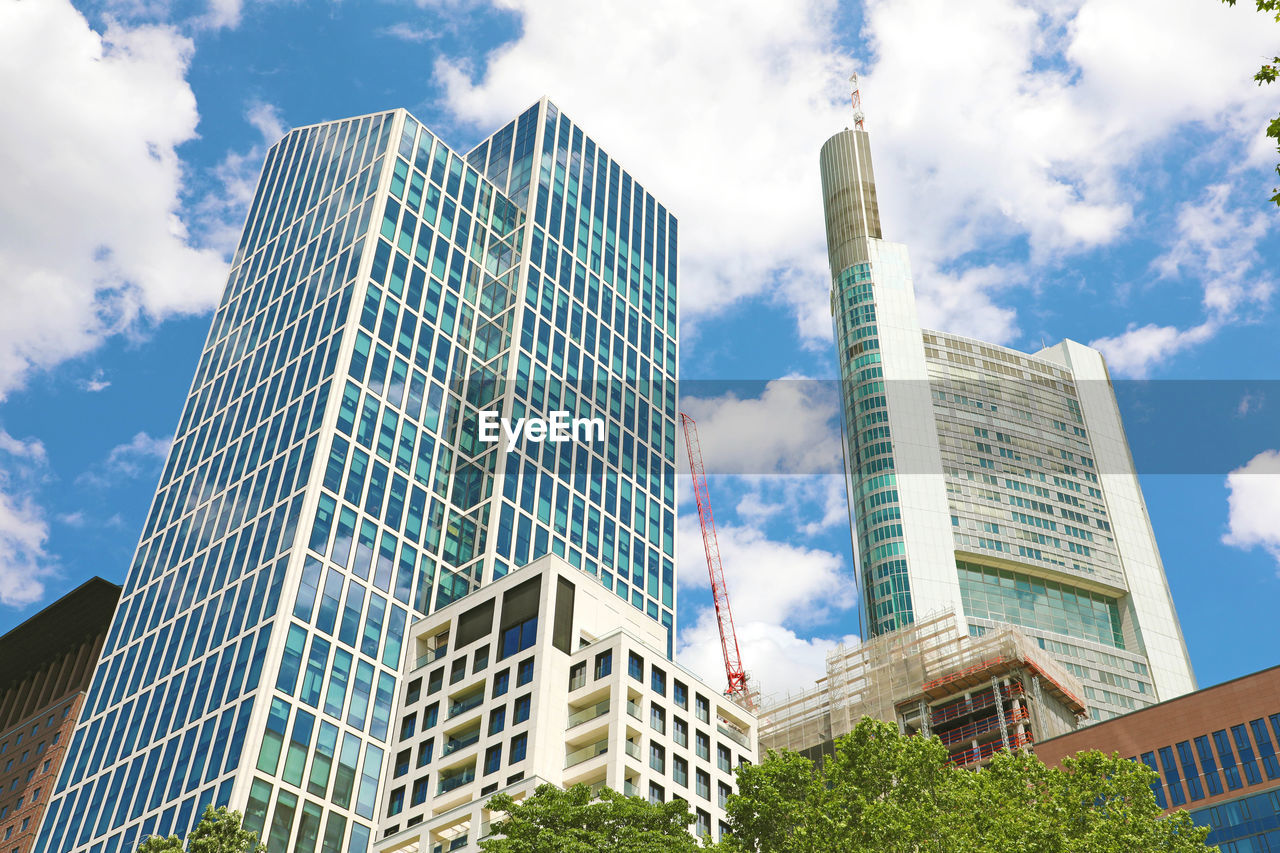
(821, 124, 1196, 722)
(36, 99, 678, 852)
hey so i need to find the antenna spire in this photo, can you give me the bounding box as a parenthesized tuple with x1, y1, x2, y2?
(850, 72, 866, 131)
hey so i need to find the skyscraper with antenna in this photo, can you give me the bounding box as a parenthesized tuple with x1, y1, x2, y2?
(822, 77, 1196, 721)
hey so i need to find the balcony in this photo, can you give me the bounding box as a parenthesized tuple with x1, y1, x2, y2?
(448, 688, 485, 719)
(567, 699, 610, 730)
(566, 738, 609, 768)
(623, 780, 639, 797)
(417, 645, 449, 669)
(443, 726, 481, 757)
(626, 699, 642, 720)
(717, 722, 750, 749)
(624, 740, 641, 760)
(438, 765, 476, 795)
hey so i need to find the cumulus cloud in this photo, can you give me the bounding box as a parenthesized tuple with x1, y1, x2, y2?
(679, 379, 842, 476)
(192, 100, 289, 255)
(431, 0, 1275, 355)
(78, 432, 173, 488)
(0, 0, 226, 401)
(1223, 449, 1280, 570)
(1089, 320, 1217, 379)
(0, 431, 56, 607)
(676, 507, 857, 695)
(436, 0, 851, 346)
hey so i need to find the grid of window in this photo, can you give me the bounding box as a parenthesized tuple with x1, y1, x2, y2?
(38, 112, 396, 853)
(957, 561, 1123, 649)
(1132, 715, 1280, 816)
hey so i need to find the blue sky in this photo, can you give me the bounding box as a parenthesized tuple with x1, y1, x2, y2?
(0, 0, 1277, 700)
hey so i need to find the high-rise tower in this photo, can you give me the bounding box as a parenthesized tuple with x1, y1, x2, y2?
(822, 118, 1195, 722)
(37, 100, 677, 852)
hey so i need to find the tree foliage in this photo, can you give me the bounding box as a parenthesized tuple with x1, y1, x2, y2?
(136, 806, 265, 853)
(1223, 0, 1280, 205)
(479, 782, 704, 853)
(719, 717, 1216, 853)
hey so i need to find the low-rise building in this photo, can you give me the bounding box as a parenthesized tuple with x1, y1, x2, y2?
(0, 578, 120, 853)
(1036, 664, 1280, 852)
(375, 555, 757, 853)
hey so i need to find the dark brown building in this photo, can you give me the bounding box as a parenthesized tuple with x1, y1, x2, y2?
(0, 578, 120, 853)
(1036, 664, 1280, 851)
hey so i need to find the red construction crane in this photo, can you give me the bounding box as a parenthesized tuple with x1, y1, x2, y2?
(679, 412, 752, 707)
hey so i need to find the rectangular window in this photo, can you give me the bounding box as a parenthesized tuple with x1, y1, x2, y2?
(1139, 752, 1167, 809)
(509, 733, 527, 763)
(492, 669, 510, 698)
(484, 745, 502, 776)
(696, 732, 710, 761)
(695, 694, 710, 723)
(514, 695, 530, 724)
(489, 708, 506, 736)
(717, 744, 732, 773)
(1157, 746, 1186, 806)
(650, 705, 666, 735)
(410, 775, 430, 806)
(673, 681, 688, 710)
(1231, 724, 1263, 785)
(517, 658, 535, 686)
(649, 782, 664, 804)
(650, 743, 665, 773)
(628, 651, 644, 681)
(1175, 741, 1204, 800)
(718, 782, 732, 809)
(1213, 730, 1243, 790)
(1249, 719, 1280, 780)
(695, 769, 710, 800)
(651, 667, 666, 696)
(673, 756, 688, 787)
(673, 718, 688, 748)
(1195, 736, 1224, 796)
(569, 662, 586, 691)
(594, 650, 612, 679)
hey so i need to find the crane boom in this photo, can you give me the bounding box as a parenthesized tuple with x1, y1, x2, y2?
(679, 412, 751, 706)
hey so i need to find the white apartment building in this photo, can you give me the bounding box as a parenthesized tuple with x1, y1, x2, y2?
(375, 555, 758, 852)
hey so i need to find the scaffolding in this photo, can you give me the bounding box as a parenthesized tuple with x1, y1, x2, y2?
(758, 610, 1086, 765)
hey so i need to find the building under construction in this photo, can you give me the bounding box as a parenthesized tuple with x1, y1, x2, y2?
(759, 610, 1086, 768)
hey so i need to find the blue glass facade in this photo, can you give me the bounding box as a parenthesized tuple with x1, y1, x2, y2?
(36, 100, 676, 852)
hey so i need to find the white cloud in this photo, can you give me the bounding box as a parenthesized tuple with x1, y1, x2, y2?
(1089, 320, 1217, 379)
(192, 100, 289, 255)
(1223, 449, 1280, 570)
(0, 431, 55, 607)
(679, 379, 842, 476)
(78, 431, 173, 488)
(381, 23, 441, 43)
(0, 0, 226, 401)
(676, 508, 856, 695)
(432, 0, 1275, 354)
(435, 0, 851, 347)
(78, 369, 112, 393)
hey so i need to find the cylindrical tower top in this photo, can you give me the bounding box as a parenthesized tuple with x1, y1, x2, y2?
(819, 129, 882, 278)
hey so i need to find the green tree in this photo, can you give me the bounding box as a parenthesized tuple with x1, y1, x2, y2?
(720, 717, 1215, 853)
(1223, 0, 1280, 205)
(479, 782, 705, 853)
(136, 806, 265, 853)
